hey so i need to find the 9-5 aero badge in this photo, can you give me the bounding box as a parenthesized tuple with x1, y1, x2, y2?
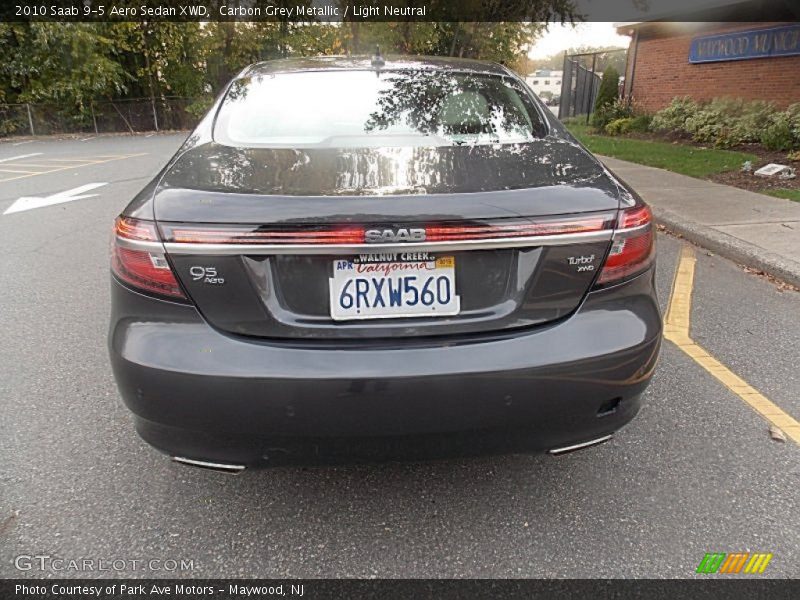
(189, 266, 225, 285)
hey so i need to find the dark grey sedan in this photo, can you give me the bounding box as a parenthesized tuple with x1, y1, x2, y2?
(108, 56, 661, 471)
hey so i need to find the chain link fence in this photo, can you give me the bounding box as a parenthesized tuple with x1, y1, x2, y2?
(0, 97, 205, 137)
(558, 49, 627, 122)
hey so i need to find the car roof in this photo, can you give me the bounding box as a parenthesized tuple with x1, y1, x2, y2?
(244, 56, 512, 78)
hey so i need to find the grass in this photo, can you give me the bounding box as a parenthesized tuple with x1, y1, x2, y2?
(565, 122, 757, 179)
(763, 188, 800, 202)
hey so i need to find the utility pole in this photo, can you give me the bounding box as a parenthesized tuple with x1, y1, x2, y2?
(26, 103, 35, 136)
(141, 24, 158, 132)
(91, 101, 98, 134)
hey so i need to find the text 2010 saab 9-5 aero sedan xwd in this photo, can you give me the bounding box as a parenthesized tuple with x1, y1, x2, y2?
(108, 56, 661, 471)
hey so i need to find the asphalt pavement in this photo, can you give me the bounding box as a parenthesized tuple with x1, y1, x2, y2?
(0, 133, 798, 578)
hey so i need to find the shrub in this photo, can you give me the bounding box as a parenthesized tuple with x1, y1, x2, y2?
(651, 97, 800, 150)
(628, 114, 652, 133)
(604, 116, 652, 136)
(0, 115, 26, 136)
(731, 100, 778, 144)
(594, 66, 620, 111)
(590, 66, 621, 129)
(604, 118, 634, 135)
(786, 103, 800, 147)
(185, 96, 214, 121)
(650, 97, 700, 132)
(760, 113, 794, 151)
(592, 97, 632, 129)
(683, 97, 748, 147)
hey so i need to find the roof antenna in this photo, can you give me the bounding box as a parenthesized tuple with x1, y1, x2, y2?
(371, 45, 385, 70)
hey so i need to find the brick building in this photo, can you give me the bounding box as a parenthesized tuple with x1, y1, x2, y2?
(617, 1, 800, 112)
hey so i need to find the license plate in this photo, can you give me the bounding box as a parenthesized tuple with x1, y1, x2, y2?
(329, 254, 460, 321)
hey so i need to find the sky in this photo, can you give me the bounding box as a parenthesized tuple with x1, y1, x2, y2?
(528, 22, 631, 59)
(525, 0, 746, 59)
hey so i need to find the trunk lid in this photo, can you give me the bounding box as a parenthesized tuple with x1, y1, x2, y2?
(156, 140, 620, 340)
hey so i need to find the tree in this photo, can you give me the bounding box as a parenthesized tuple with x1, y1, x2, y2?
(529, 45, 627, 75)
(203, 22, 276, 92)
(590, 65, 622, 129)
(336, 21, 547, 70)
(0, 1, 586, 132)
(341, 22, 442, 56)
(594, 65, 620, 112)
(0, 23, 126, 108)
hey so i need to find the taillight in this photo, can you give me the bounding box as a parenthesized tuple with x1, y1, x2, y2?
(596, 205, 655, 285)
(111, 216, 186, 299)
(161, 224, 366, 245)
(424, 215, 612, 240)
(157, 214, 616, 246)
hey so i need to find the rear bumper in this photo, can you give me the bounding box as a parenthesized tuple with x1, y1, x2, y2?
(109, 270, 662, 465)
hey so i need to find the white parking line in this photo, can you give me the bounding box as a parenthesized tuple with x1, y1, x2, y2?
(0, 153, 43, 163)
(12, 140, 35, 146)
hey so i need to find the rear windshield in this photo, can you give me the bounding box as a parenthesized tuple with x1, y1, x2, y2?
(213, 69, 547, 148)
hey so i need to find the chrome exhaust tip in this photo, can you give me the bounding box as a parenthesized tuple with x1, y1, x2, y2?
(548, 434, 613, 456)
(172, 456, 246, 474)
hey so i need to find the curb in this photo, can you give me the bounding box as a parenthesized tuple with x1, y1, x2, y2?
(652, 206, 800, 288)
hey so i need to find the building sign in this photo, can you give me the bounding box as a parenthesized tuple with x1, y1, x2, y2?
(689, 24, 800, 64)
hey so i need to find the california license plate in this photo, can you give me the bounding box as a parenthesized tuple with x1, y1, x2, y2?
(329, 254, 460, 321)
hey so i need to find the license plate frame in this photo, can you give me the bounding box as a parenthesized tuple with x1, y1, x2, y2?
(329, 254, 460, 321)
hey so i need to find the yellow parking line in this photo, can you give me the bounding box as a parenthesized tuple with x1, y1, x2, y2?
(0, 163, 64, 168)
(0, 175, 32, 183)
(50, 154, 142, 160)
(46, 158, 95, 162)
(665, 244, 800, 444)
(0, 168, 41, 174)
(3, 160, 104, 169)
(54, 159, 115, 164)
(0, 153, 147, 183)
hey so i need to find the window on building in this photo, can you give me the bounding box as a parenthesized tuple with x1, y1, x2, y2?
(545, 80, 550, 85)
(533, 80, 539, 85)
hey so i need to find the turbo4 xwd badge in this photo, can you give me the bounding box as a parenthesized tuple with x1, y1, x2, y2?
(567, 254, 596, 272)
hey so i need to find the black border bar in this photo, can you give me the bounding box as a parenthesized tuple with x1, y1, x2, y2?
(2, 0, 800, 22)
(3, 579, 800, 600)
